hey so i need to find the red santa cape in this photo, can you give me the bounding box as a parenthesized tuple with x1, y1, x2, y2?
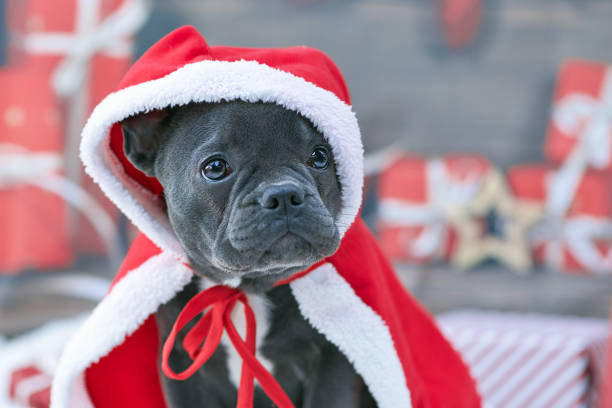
(50, 26, 481, 408)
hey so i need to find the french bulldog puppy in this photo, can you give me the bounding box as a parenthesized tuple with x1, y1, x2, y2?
(120, 101, 376, 408)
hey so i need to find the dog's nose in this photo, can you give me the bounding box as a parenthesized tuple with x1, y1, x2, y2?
(260, 183, 305, 214)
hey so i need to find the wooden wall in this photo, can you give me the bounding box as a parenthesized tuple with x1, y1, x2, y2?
(144, 0, 612, 168)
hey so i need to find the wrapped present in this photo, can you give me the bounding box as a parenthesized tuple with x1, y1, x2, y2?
(507, 163, 612, 274)
(0, 316, 86, 408)
(4, 0, 149, 259)
(376, 154, 495, 264)
(0, 67, 72, 272)
(438, 310, 609, 408)
(13, 0, 148, 256)
(544, 60, 612, 171)
(0, 66, 121, 273)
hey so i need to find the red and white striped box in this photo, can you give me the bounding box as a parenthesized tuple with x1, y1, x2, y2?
(598, 303, 612, 408)
(507, 163, 612, 275)
(9, 365, 52, 408)
(544, 60, 612, 171)
(0, 316, 86, 408)
(438, 310, 609, 408)
(376, 154, 493, 264)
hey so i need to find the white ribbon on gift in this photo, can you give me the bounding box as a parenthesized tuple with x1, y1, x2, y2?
(0, 143, 120, 263)
(0, 150, 61, 186)
(552, 66, 612, 170)
(530, 215, 612, 274)
(378, 158, 484, 258)
(22, 0, 151, 97)
(534, 66, 612, 272)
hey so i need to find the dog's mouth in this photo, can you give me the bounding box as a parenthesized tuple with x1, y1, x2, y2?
(260, 230, 315, 261)
(212, 229, 319, 278)
(251, 230, 316, 271)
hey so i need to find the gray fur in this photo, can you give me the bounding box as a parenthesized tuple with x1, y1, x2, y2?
(121, 101, 375, 407)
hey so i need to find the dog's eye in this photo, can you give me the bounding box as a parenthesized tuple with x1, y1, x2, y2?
(201, 158, 232, 181)
(307, 147, 330, 170)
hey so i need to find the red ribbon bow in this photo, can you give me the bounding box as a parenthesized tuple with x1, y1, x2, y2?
(161, 285, 295, 408)
(161, 261, 324, 407)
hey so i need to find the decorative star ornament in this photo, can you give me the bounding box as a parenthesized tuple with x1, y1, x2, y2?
(446, 170, 544, 274)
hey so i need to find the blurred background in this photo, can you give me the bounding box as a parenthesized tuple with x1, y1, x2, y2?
(1, 0, 612, 407)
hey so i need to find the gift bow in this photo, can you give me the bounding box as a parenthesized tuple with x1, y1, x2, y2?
(378, 158, 485, 258)
(22, 0, 150, 97)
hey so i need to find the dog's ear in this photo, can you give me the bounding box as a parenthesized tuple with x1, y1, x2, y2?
(120, 109, 168, 177)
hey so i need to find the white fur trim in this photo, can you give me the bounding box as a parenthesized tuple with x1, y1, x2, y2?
(290, 263, 412, 408)
(80, 59, 363, 259)
(69, 374, 94, 408)
(50, 252, 193, 408)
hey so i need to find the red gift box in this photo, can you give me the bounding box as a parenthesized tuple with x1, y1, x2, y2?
(507, 163, 612, 274)
(0, 67, 73, 273)
(4, 0, 148, 257)
(544, 60, 612, 171)
(13, 0, 145, 255)
(377, 154, 493, 264)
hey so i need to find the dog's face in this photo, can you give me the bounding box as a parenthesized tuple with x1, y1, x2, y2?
(121, 101, 342, 291)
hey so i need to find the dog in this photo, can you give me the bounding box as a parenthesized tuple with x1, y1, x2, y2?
(49, 26, 480, 408)
(120, 101, 377, 407)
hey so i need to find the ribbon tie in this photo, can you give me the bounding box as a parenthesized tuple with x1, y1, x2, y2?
(161, 285, 295, 408)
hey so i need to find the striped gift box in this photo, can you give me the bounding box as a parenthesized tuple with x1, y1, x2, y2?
(0, 316, 87, 408)
(438, 310, 609, 408)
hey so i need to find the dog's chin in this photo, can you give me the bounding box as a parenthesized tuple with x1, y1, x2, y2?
(259, 232, 316, 263)
(212, 232, 338, 292)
